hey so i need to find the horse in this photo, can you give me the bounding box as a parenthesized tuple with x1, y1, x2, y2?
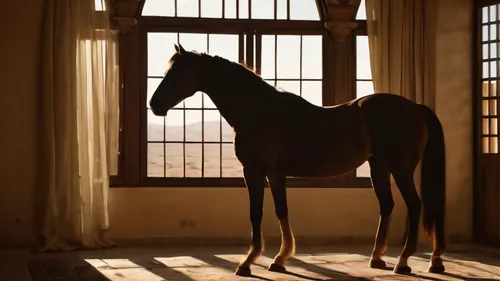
(149, 44, 447, 276)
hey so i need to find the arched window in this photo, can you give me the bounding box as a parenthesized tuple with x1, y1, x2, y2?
(112, 0, 373, 188)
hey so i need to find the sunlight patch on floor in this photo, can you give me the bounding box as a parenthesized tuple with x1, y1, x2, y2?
(154, 256, 236, 281)
(85, 259, 167, 281)
(154, 256, 210, 267)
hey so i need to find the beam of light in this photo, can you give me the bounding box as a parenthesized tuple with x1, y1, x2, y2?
(85, 259, 168, 281)
(154, 256, 234, 281)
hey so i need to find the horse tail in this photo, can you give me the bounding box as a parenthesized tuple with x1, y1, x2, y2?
(420, 105, 446, 244)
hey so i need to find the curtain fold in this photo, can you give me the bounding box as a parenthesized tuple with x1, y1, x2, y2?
(40, 0, 119, 251)
(365, 0, 436, 109)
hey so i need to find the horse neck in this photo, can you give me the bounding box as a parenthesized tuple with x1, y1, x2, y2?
(200, 58, 268, 127)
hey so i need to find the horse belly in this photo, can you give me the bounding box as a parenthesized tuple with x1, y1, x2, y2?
(278, 129, 369, 177)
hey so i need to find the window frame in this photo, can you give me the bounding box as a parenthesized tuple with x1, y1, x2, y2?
(110, 2, 372, 188)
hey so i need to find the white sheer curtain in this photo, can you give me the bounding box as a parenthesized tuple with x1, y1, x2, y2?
(40, 0, 119, 251)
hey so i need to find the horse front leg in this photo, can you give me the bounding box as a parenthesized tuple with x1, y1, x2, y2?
(235, 167, 266, 277)
(267, 173, 295, 273)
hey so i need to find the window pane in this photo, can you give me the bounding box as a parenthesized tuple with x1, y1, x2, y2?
(261, 35, 276, 79)
(166, 143, 184, 177)
(165, 109, 184, 141)
(148, 143, 164, 177)
(491, 118, 498, 135)
(290, 0, 320, 20)
(356, 0, 366, 20)
(491, 43, 497, 59)
(222, 144, 242, 177)
(239, 0, 249, 18)
(185, 91, 203, 108)
(484, 62, 490, 79)
(142, 0, 175, 16)
(186, 144, 202, 177)
(491, 61, 498, 78)
(483, 81, 489, 97)
(484, 44, 489, 60)
(179, 33, 207, 53)
(148, 33, 177, 77)
(357, 81, 374, 98)
(252, 0, 274, 19)
(483, 118, 490, 135)
(356, 161, 370, 178)
(94, 0, 105, 11)
(178, 0, 199, 17)
(277, 0, 287, 19)
(491, 137, 498, 153)
(204, 144, 221, 177)
(483, 137, 490, 153)
(209, 34, 239, 62)
(302, 81, 322, 106)
(490, 81, 497, 97)
(491, 24, 497, 41)
(483, 6, 489, 23)
(222, 118, 233, 142)
(302, 36, 322, 79)
(483, 100, 489, 116)
(483, 25, 489, 42)
(357, 36, 372, 79)
(490, 100, 498, 115)
(276, 80, 301, 96)
(148, 109, 164, 141)
(204, 110, 221, 142)
(186, 110, 202, 141)
(491, 5, 497, 22)
(277, 35, 301, 79)
(225, 0, 237, 18)
(201, 0, 222, 18)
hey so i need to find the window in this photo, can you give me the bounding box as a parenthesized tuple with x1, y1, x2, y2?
(146, 32, 322, 183)
(480, 3, 500, 154)
(355, 0, 373, 178)
(112, 0, 373, 188)
(142, 0, 320, 20)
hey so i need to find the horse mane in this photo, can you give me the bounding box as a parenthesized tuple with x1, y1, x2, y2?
(200, 53, 292, 98)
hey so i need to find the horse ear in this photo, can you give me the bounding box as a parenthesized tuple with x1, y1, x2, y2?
(174, 44, 187, 55)
(178, 43, 187, 54)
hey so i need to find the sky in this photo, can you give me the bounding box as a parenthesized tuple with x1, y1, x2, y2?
(143, 0, 372, 126)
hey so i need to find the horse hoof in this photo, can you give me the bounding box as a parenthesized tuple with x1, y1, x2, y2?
(394, 265, 412, 275)
(268, 263, 287, 273)
(369, 259, 387, 269)
(235, 266, 251, 276)
(428, 265, 445, 274)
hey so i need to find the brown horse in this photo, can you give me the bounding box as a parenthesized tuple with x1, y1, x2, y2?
(149, 44, 447, 276)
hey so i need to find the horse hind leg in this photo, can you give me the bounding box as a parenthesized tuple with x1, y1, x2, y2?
(429, 223, 446, 273)
(267, 173, 295, 273)
(368, 157, 393, 269)
(391, 168, 421, 275)
(427, 198, 446, 273)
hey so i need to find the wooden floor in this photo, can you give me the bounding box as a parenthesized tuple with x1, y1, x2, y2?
(1, 244, 500, 281)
